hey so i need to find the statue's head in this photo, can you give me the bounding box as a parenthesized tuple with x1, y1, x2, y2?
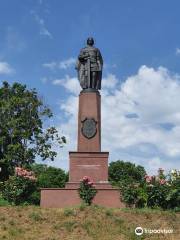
(87, 37, 94, 46)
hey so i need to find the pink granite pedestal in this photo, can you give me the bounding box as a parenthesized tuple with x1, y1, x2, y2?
(41, 187, 124, 208)
(40, 90, 124, 208)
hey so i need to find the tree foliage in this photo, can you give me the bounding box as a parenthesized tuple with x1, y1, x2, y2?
(0, 81, 66, 180)
(30, 164, 68, 188)
(108, 160, 146, 185)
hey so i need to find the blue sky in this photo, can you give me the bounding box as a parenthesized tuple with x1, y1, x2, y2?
(1, 0, 180, 174)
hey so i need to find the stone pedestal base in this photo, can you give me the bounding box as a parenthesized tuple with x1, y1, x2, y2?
(40, 151, 125, 208)
(40, 187, 125, 208)
(69, 152, 109, 182)
(40, 150, 125, 208)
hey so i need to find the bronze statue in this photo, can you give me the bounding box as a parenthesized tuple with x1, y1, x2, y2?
(76, 37, 103, 90)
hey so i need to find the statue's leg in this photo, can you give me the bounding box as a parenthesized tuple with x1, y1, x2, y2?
(92, 72, 97, 89)
(97, 71, 101, 89)
(85, 70, 88, 88)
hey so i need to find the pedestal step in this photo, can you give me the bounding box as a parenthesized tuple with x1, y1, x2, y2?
(40, 187, 125, 208)
(65, 181, 113, 189)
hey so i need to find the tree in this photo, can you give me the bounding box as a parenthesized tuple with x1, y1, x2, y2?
(30, 163, 68, 188)
(0, 81, 66, 180)
(109, 160, 146, 185)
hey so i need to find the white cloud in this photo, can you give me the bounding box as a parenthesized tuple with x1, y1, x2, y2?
(52, 65, 180, 174)
(102, 74, 118, 89)
(31, 11, 52, 39)
(176, 48, 180, 55)
(52, 75, 81, 94)
(103, 63, 117, 70)
(59, 58, 76, 69)
(43, 58, 76, 71)
(52, 79, 62, 85)
(43, 62, 57, 71)
(0, 62, 14, 74)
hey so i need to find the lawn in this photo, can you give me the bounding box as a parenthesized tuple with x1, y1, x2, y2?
(0, 205, 179, 240)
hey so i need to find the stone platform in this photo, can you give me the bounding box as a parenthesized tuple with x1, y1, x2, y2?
(40, 151, 124, 208)
(40, 186, 124, 208)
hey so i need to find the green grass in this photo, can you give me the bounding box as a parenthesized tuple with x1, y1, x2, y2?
(0, 205, 179, 240)
(0, 194, 10, 206)
(63, 208, 77, 216)
(28, 211, 44, 221)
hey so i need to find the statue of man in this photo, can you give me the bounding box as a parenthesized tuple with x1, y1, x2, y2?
(76, 37, 103, 90)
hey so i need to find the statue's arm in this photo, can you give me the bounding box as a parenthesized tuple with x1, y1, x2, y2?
(78, 49, 87, 62)
(78, 50, 84, 61)
(76, 50, 85, 69)
(79, 49, 90, 63)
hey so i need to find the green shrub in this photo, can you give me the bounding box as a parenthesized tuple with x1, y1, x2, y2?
(27, 190, 40, 205)
(166, 177, 180, 209)
(147, 184, 169, 209)
(120, 168, 180, 210)
(78, 176, 97, 205)
(2, 175, 37, 205)
(0, 194, 9, 206)
(135, 185, 148, 208)
(120, 184, 138, 207)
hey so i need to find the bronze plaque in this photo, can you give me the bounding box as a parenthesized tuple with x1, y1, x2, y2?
(81, 118, 97, 139)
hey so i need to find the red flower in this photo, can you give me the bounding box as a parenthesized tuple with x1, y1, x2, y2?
(82, 176, 90, 182)
(15, 167, 36, 181)
(144, 175, 152, 183)
(88, 181, 94, 186)
(159, 179, 166, 185)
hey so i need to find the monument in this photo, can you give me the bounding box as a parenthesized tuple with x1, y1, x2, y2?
(40, 38, 124, 208)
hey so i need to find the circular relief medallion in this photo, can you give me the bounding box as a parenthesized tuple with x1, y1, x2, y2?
(81, 118, 97, 139)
